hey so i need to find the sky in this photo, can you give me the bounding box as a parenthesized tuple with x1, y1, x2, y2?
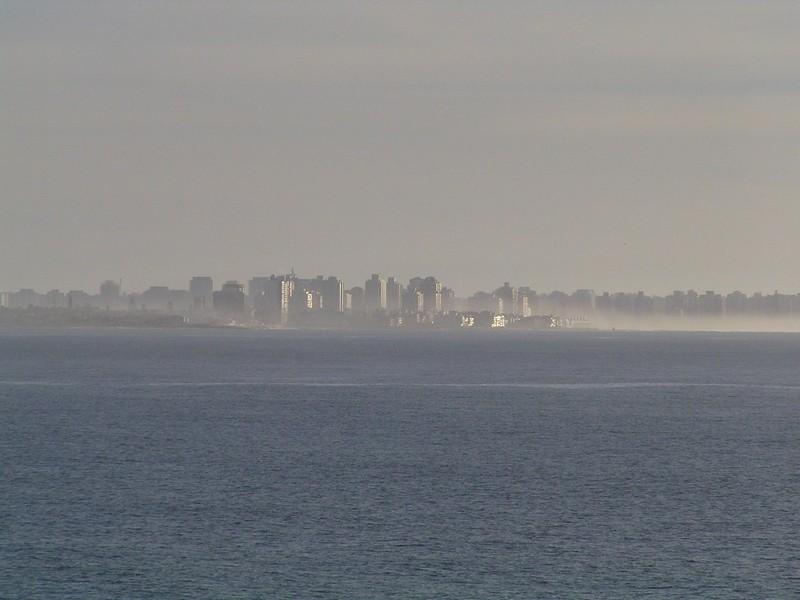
(3, 1, 800, 297)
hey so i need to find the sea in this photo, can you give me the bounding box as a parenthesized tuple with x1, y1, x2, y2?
(1, 328, 798, 599)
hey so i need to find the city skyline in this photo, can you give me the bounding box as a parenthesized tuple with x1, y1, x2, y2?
(5, 270, 800, 323)
(7, 270, 800, 303)
(3, 2, 800, 296)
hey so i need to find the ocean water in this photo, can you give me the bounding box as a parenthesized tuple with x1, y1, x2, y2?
(1, 328, 798, 599)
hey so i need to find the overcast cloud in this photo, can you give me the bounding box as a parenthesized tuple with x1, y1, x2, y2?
(3, 1, 800, 295)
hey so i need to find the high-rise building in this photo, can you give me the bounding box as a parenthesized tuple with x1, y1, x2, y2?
(10, 289, 40, 308)
(441, 287, 455, 312)
(99, 280, 120, 309)
(698, 290, 724, 316)
(516, 287, 536, 316)
(248, 277, 270, 311)
(725, 291, 747, 315)
(386, 277, 403, 313)
(348, 286, 365, 312)
(67, 290, 90, 309)
(571, 289, 596, 315)
(364, 274, 387, 312)
(190, 276, 213, 312)
(322, 276, 344, 312)
(467, 291, 503, 314)
(212, 281, 245, 319)
(403, 289, 424, 313)
(141, 286, 170, 311)
(254, 275, 294, 325)
(496, 282, 520, 315)
(292, 275, 344, 312)
(45, 289, 67, 308)
(409, 276, 442, 313)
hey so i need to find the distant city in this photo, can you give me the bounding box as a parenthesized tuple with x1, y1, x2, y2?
(3, 273, 800, 330)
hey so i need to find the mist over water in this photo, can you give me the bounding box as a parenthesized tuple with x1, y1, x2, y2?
(2, 329, 798, 598)
(593, 314, 800, 333)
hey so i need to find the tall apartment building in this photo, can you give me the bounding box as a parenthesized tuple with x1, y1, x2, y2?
(254, 275, 294, 325)
(213, 281, 245, 319)
(99, 280, 120, 309)
(248, 277, 270, 311)
(571, 289, 596, 315)
(322, 276, 344, 312)
(348, 286, 365, 312)
(190, 276, 213, 312)
(386, 277, 403, 313)
(496, 282, 520, 315)
(364, 274, 387, 312)
(468, 291, 503, 314)
(409, 276, 442, 313)
(293, 276, 344, 312)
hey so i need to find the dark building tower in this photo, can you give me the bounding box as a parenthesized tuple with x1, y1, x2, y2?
(254, 275, 294, 325)
(386, 277, 403, 313)
(322, 276, 344, 312)
(518, 287, 536, 316)
(467, 291, 503, 314)
(348, 286, 365, 312)
(213, 281, 245, 320)
(364, 274, 387, 313)
(99, 280, 120, 309)
(725, 291, 747, 315)
(408, 276, 442, 313)
(495, 282, 520, 315)
(699, 290, 724, 316)
(291, 275, 344, 313)
(190, 276, 213, 312)
(403, 288, 424, 313)
(441, 287, 455, 312)
(141, 286, 170, 311)
(248, 277, 270, 311)
(571, 289, 596, 315)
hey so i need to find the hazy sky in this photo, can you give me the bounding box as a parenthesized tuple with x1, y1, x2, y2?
(3, 1, 800, 296)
